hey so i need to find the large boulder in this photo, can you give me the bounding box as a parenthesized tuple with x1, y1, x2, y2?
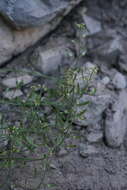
(0, 0, 82, 65)
(0, 0, 70, 29)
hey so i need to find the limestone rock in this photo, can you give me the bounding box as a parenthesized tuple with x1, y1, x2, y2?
(112, 72, 126, 89)
(2, 75, 33, 88)
(75, 94, 111, 126)
(31, 46, 64, 74)
(101, 76, 110, 85)
(86, 132, 103, 143)
(0, 0, 82, 65)
(79, 143, 99, 158)
(3, 89, 23, 99)
(105, 90, 127, 148)
(86, 31, 122, 66)
(57, 148, 68, 157)
(75, 62, 97, 89)
(83, 15, 102, 35)
(0, 0, 76, 30)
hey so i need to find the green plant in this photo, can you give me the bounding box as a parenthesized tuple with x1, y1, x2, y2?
(0, 23, 97, 189)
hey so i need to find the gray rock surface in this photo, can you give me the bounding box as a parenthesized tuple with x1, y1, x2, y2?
(101, 76, 110, 85)
(83, 15, 102, 35)
(2, 75, 33, 88)
(3, 89, 23, 99)
(105, 90, 127, 148)
(79, 143, 99, 158)
(0, 0, 72, 29)
(0, 0, 82, 65)
(75, 94, 111, 126)
(57, 148, 68, 157)
(31, 45, 66, 74)
(75, 62, 97, 89)
(112, 72, 126, 89)
(86, 132, 103, 143)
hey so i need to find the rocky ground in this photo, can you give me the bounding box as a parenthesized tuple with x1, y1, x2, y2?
(0, 0, 127, 190)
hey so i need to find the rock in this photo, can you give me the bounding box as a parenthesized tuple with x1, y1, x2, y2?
(0, 0, 80, 30)
(106, 37, 122, 58)
(112, 72, 126, 89)
(109, 37, 122, 53)
(3, 89, 23, 99)
(75, 94, 111, 126)
(0, 17, 51, 65)
(30, 35, 74, 74)
(101, 76, 110, 85)
(0, 136, 8, 152)
(119, 61, 127, 73)
(32, 47, 64, 74)
(86, 31, 122, 66)
(83, 15, 102, 35)
(118, 54, 127, 73)
(79, 143, 99, 158)
(2, 75, 33, 88)
(75, 62, 97, 88)
(96, 81, 107, 94)
(105, 90, 127, 148)
(57, 148, 68, 157)
(0, 0, 82, 65)
(39, 48, 62, 74)
(50, 163, 57, 170)
(86, 132, 103, 143)
(85, 62, 97, 71)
